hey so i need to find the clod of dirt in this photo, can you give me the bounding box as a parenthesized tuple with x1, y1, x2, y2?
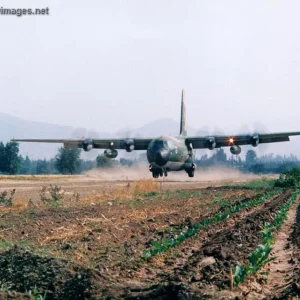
(0, 291, 31, 300)
(125, 283, 199, 300)
(202, 245, 232, 260)
(0, 246, 96, 299)
(198, 256, 216, 268)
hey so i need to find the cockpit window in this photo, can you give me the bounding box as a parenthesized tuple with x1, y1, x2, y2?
(151, 140, 164, 151)
(164, 140, 174, 149)
(150, 139, 174, 151)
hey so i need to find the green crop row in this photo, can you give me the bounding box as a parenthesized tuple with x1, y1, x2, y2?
(233, 190, 299, 286)
(142, 190, 281, 260)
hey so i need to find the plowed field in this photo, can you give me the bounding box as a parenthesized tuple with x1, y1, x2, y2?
(0, 174, 298, 299)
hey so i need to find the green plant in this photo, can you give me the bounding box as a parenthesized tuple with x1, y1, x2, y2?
(233, 190, 298, 285)
(233, 263, 247, 284)
(144, 191, 158, 197)
(28, 285, 48, 300)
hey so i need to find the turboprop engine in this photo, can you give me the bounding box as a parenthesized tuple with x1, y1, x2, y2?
(250, 134, 260, 147)
(124, 138, 134, 152)
(230, 145, 241, 155)
(104, 149, 118, 158)
(206, 137, 216, 150)
(82, 139, 93, 152)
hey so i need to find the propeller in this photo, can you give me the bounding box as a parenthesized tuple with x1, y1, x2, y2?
(236, 122, 270, 155)
(70, 128, 100, 160)
(195, 126, 227, 158)
(115, 128, 140, 160)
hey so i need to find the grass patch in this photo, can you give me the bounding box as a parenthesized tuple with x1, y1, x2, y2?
(275, 168, 300, 188)
(226, 178, 276, 190)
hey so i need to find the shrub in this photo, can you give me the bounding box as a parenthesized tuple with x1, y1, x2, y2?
(40, 185, 65, 206)
(274, 168, 300, 188)
(0, 189, 15, 207)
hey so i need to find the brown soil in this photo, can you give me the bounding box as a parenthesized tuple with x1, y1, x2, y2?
(269, 198, 300, 299)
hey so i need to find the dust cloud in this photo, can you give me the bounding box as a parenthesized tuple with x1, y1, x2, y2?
(84, 165, 263, 182)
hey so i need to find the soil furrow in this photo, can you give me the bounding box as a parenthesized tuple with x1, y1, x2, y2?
(238, 196, 299, 299)
(182, 191, 291, 290)
(126, 190, 291, 299)
(271, 197, 300, 299)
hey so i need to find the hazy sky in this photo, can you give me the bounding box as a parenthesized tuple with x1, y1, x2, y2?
(1, 1, 300, 135)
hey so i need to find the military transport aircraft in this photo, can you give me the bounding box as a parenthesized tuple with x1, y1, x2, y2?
(12, 90, 300, 178)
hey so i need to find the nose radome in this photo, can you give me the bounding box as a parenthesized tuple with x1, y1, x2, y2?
(155, 150, 169, 166)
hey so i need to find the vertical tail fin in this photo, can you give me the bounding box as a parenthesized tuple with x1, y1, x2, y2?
(179, 89, 187, 136)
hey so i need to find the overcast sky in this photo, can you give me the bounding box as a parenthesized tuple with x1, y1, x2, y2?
(1, 0, 300, 135)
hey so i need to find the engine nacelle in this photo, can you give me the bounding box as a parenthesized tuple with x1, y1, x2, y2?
(206, 137, 216, 150)
(104, 149, 118, 158)
(124, 138, 135, 152)
(250, 134, 259, 147)
(82, 139, 93, 152)
(230, 145, 241, 155)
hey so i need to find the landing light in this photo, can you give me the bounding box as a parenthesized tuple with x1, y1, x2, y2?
(110, 141, 114, 146)
(229, 138, 234, 144)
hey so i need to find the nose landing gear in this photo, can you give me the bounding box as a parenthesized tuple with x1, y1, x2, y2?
(151, 170, 162, 178)
(149, 166, 168, 178)
(152, 172, 160, 178)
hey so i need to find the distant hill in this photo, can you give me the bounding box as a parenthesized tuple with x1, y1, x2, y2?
(0, 113, 299, 159)
(116, 118, 197, 137)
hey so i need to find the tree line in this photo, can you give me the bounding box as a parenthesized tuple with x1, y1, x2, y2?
(195, 148, 300, 174)
(0, 142, 145, 175)
(0, 141, 299, 175)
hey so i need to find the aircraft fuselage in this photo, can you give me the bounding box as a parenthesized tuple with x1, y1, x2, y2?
(146, 136, 196, 177)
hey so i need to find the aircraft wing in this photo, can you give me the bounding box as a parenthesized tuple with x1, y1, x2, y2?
(185, 131, 300, 149)
(11, 138, 154, 151)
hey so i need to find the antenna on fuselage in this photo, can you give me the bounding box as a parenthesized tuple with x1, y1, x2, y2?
(179, 89, 187, 136)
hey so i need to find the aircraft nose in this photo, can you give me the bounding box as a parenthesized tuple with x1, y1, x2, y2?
(155, 150, 169, 166)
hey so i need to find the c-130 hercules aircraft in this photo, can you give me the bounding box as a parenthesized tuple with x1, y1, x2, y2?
(12, 90, 300, 178)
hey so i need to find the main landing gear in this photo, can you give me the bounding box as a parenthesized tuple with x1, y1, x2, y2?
(187, 169, 194, 177)
(186, 163, 196, 177)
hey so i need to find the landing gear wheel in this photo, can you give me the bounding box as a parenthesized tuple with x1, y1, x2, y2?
(188, 170, 194, 177)
(164, 171, 168, 177)
(152, 172, 159, 178)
